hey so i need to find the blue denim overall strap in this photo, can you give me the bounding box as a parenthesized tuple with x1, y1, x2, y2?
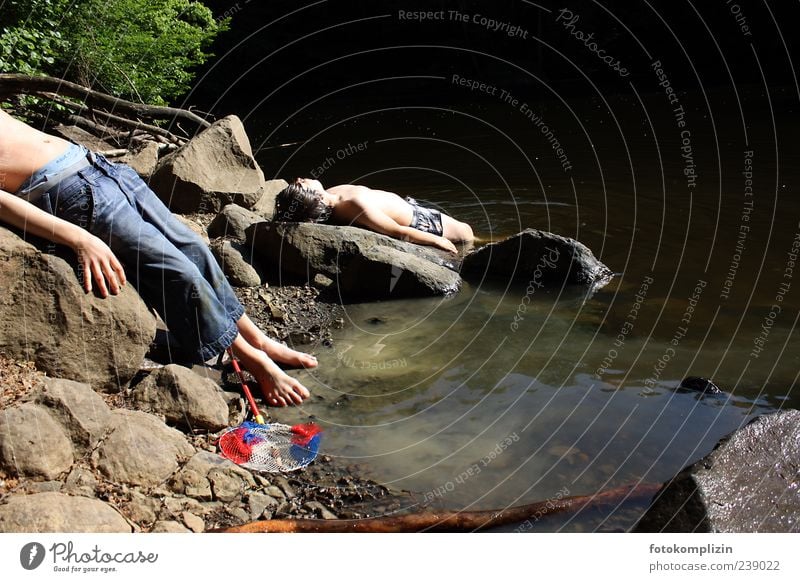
(15, 144, 91, 203)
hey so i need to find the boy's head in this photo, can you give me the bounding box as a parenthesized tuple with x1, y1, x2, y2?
(275, 180, 332, 223)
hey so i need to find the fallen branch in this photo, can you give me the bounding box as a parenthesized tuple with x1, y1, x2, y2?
(0, 73, 211, 131)
(213, 482, 661, 533)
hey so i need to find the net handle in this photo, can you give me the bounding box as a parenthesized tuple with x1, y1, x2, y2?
(228, 348, 265, 424)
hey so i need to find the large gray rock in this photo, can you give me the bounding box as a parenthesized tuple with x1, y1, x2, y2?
(461, 229, 613, 290)
(33, 377, 112, 454)
(0, 492, 131, 532)
(251, 179, 289, 220)
(0, 403, 74, 480)
(132, 364, 230, 431)
(207, 204, 264, 242)
(210, 239, 262, 288)
(246, 222, 461, 300)
(91, 409, 195, 487)
(149, 115, 266, 213)
(635, 410, 800, 532)
(120, 140, 161, 179)
(0, 227, 157, 391)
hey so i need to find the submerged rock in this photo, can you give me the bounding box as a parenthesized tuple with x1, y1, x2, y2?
(0, 227, 157, 390)
(635, 409, 800, 532)
(149, 115, 266, 213)
(246, 222, 461, 300)
(460, 229, 613, 290)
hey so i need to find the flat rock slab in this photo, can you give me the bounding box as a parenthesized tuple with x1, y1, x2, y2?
(0, 492, 131, 532)
(92, 409, 195, 487)
(246, 222, 461, 300)
(460, 229, 613, 290)
(635, 410, 800, 532)
(132, 364, 230, 431)
(0, 403, 74, 480)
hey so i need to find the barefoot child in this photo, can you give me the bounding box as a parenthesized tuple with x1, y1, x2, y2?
(276, 178, 474, 253)
(0, 109, 314, 407)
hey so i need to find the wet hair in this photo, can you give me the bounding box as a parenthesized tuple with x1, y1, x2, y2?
(274, 183, 332, 223)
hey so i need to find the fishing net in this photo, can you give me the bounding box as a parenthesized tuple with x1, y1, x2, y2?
(218, 421, 322, 472)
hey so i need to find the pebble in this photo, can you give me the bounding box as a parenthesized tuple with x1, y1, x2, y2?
(182, 511, 205, 533)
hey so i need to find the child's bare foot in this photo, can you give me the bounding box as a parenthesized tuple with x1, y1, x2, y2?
(257, 336, 318, 370)
(236, 314, 318, 369)
(231, 334, 311, 407)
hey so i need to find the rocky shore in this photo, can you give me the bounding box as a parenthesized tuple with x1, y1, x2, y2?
(4, 113, 792, 533)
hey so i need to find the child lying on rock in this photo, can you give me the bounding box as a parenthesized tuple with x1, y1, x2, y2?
(275, 178, 474, 253)
(0, 109, 314, 407)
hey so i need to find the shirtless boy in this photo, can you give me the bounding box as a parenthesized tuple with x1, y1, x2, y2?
(275, 178, 474, 253)
(0, 109, 314, 407)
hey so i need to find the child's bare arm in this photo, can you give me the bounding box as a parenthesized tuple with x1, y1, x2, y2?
(0, 189, 126, 297)
(352, 205, 458, 253)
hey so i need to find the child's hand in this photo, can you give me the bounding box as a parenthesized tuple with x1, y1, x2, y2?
(72, 232, 126, 298)
(434, 236, 458, 254)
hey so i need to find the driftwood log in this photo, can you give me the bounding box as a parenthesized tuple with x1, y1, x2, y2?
(214, 482, 661, 533)
(0, 73, 213, 153)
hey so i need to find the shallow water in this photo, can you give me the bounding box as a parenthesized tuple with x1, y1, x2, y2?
(256, 87, 799, 531)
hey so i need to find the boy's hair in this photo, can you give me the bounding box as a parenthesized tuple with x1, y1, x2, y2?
(274, 184, 332, 223)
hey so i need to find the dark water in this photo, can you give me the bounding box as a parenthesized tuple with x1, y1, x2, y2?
(254, 85, 799, 531)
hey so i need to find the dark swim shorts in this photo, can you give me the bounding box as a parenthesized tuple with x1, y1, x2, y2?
(405, 197, 444, 236)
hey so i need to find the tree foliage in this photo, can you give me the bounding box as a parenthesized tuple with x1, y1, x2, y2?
(0, 0, 227, 104)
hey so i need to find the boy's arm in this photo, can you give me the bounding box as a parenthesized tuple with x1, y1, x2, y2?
(352, 205, 457, 253)
(0, 189, 126, 297)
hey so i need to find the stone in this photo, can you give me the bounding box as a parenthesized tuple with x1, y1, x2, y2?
(91, 410, 195, 487)
(251, 179, 289, 220)
(132, 364, 229, 431)
(149, 115, 266, 213)
(51, 124, 114, 152)
(0, 403, 74, 480)
(304, 500, 338, 520)
(246, 222, 462, 300)
(174, 215, 210, 244)
(33, 377, 112, 453)
(247, 492, 279, 519)
(124, 491, 160, 525)
(0, 492, 131, 532)
(635, 410, 800, 532)
(150, 520, 190, 533)
(210, 239, 262, 287)
(207, 204, 263, 242)
(119, 141, 161, 179)
(172, 451, 255, 502)
(0, 227, 157, 391)
(182, 511, 205, 533)
(460, 229, 613, 290)
(63, 467, 99, 496)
